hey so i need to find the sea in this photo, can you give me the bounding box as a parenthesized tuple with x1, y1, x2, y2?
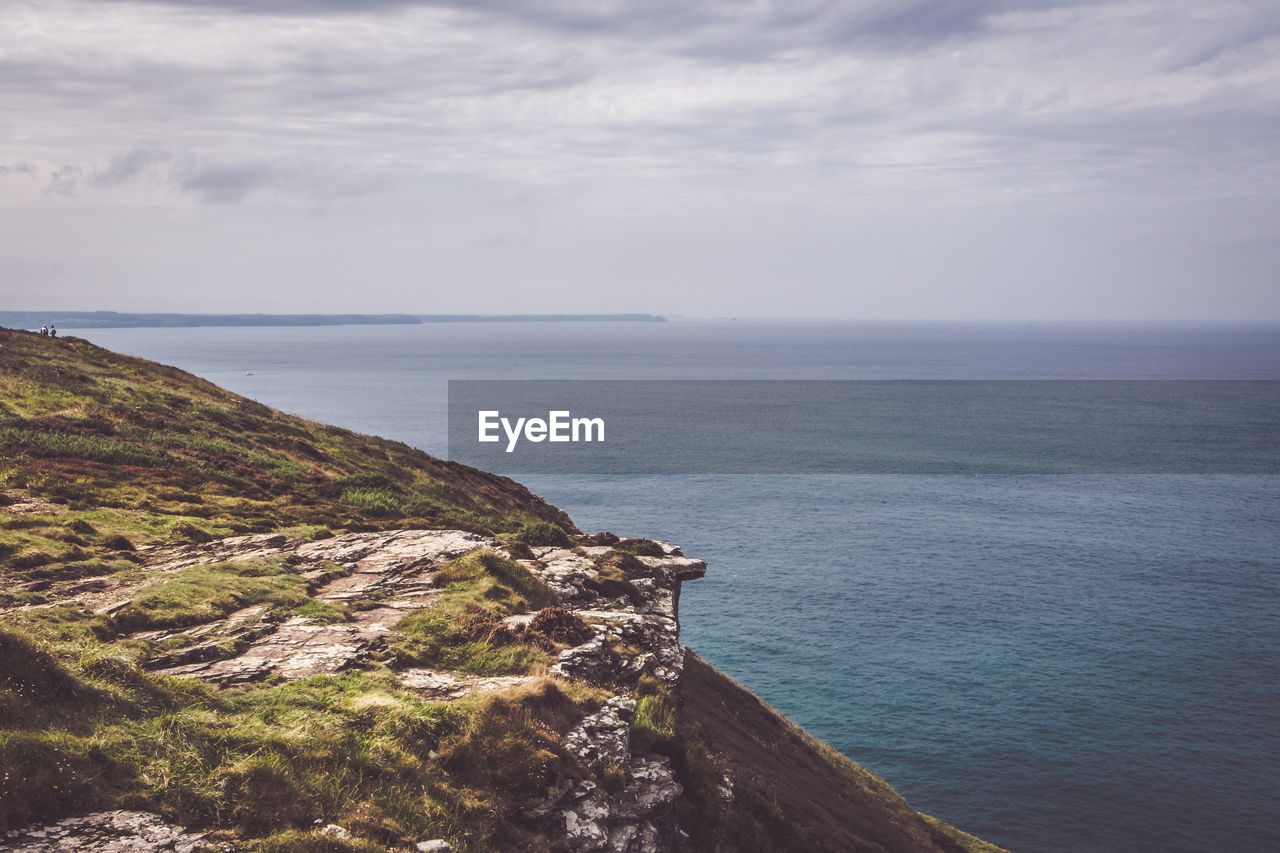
(70, 321, 1280, 853)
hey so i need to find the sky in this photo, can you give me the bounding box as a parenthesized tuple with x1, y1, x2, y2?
(1, 0, 1278, 321)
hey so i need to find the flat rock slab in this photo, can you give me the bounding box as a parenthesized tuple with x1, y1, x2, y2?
(140, 529, 496, 575)
(147, 530, 503, 684)
(399, 667, 535, 700)
(1, 811, 223, 852)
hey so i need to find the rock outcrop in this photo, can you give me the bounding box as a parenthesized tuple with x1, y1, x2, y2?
(532, 543, 705, 689)
(136, 529, 493, 684)
(6, 528, 706, 851)
(556, 697, 683, 852)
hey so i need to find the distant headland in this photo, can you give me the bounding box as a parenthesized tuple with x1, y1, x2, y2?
(0, 311, 667, 329)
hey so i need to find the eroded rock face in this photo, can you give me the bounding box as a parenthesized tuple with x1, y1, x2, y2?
(555, 697, 683, 853)
(0, 810, 224, 852)
(564, 696, 637, 775)
(535, 545, 706, 689)
(559, 757, 683, 853)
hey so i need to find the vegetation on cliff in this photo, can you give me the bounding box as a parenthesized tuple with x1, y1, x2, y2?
(0, 328, 573, 605)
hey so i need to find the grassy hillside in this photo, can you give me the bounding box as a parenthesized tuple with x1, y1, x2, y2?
(0, 328, 573, 604)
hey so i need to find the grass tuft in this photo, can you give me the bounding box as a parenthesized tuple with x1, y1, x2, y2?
(389, 552, 561, 675)
(630, 672, 676, 752)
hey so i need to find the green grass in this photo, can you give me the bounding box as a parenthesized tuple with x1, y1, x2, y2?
(0, 624, 606, 852)
(296, 600, 353, 624)
(110, 559, 314, 633)
(0, 328, 577, 589)
(257, 830, 386, 853)
(630, 673, 676, 752)
(388, 552, 559, 676)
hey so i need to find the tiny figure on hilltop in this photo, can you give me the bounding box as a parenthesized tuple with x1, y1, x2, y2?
(39, 324, 48, 336)
(49, 325, 57, 338)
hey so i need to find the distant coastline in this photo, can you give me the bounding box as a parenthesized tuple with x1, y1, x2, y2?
(0, 311, 667, 329)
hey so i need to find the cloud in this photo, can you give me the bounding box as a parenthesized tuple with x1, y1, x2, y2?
(93, 147, 174, 187)
(171, 160, 277, 204)
(7, 0, 1277, 200)
(44, 165, 85, 196)
(2, 0, 1278, 319)
(106, 1, 1098, 58)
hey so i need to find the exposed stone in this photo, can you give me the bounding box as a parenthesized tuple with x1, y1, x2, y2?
(0, 491, 63, 515)
(143, 530, 505, 683)
(158, 618, 385, 684)
(558, 756, 683, 853)
(416, 841, 452, 852)
(552, 635, 616, 685)
(540, 545, 705, 689)
(399, 667, 535, 700)
(0, 811, 223, 852)
(563, 696, 636, 774)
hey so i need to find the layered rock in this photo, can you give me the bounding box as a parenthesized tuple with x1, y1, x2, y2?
(8, 528, 706, 851)
(531, 543, 706, 688)
(137, 529, 495, 683)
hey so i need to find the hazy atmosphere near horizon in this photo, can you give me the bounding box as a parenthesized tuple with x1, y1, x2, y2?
(2, 0, 1278, 321)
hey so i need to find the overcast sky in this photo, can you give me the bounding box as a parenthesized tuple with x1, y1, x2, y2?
(2, 0, 1278, 321)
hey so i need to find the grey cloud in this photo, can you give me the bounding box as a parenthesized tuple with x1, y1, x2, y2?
(33, 145, 394, 205)
(907, 95, 1280, 202)
(5, 0, 1279, 323)
(171, 157, 397, 204)
(45, 165, 85, 196)
(117, 0, 1094, 55)
(281, 44, 589, 106)
(93, 147, 174, 187)
(176, 161, 282, 204)
(1162, 7, 1280, 70)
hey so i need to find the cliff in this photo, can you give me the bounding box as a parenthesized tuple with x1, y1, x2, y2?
(0, 329, 1003, 852)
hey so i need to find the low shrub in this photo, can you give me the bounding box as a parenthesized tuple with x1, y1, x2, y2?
(512, 521, 571, 548)
(613, 538, 665, 557)
(100, 534, 134, 551)
(524, 607, 592, 647)
(165, 519, 211, 543)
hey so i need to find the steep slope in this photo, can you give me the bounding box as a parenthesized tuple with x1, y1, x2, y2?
(673, 652, 1004, 853)
(0, 328, 573, 607)
(0, 328, 1003, 852)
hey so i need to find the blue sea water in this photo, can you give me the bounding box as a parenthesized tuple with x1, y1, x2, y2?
(73, 321, 1280, 853)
